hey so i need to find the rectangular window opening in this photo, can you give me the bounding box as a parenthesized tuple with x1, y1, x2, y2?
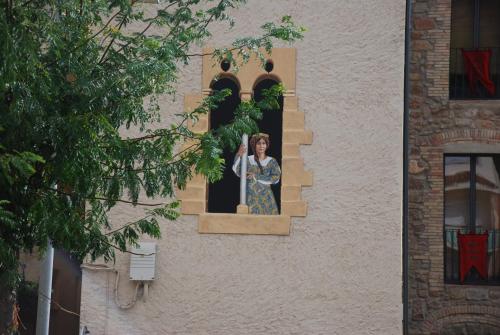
(444, 154, 500, 285)
(450, 0, 500, 100)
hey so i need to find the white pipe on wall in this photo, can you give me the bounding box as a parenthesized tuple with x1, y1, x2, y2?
(36, 240, 54, 335)
(240, 134, 248, 205)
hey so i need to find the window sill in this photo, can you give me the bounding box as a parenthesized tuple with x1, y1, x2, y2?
(198, 213, 290, 235)
(450, 99, 500, 106)
(445, 282, 500, 287)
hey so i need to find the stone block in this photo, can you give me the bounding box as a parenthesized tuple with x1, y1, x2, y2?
(281, 185, 302, 201)
(413, 40, 433, 51)
(448, 288, 465, 300)
(282, 143, 300, 158)
(412, 300, 426, 321)
(283, 129, 313, 145)
(283, 96, 298, 111)
(465, 288, 489, 301)
(236, 204, 249, 214)
(455, 118, 472, 127)
(489, 289, 500, 300)
(414, 18, 436, 30)
(176, 186, 205, 200)
(184, 94, 203, 113)
(198, 213, 290, 235)
(301, 170, 313, 186)
(282, 157, 304, 178)
(409, 159, 426, 174)
(281, 200, 307, 217)
(282, 158, 312, 186)
(283, 111, 305, 129)
(186, 173, 206, 187)
(181, 200, 205, 214)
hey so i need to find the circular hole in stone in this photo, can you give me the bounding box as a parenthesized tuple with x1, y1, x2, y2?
(264, 59, 274, 73)
(220, 59, 231, 72)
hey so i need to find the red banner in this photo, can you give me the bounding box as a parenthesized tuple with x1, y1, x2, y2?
(462, 50, 496, 96)
(458, 232, 488, 283)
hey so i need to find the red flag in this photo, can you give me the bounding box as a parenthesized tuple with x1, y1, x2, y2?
(462, 49, 496, 96)
(458, 232, 488, 283)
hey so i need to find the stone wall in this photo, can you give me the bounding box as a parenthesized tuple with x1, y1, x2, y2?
(409, 0, 500, 334)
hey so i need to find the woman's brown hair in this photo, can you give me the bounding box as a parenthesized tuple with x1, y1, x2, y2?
(249, 133, 270, 174)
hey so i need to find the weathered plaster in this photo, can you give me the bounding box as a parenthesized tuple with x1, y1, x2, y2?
(80, 1, 405, 334)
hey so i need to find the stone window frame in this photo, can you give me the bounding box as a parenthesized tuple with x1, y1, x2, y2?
(443, 152, 500, 285)
(412, 131, 500, 294)
(177, 48, 312, 235)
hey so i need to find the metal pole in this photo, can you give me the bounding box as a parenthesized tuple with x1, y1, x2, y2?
(403, 0, 412, 333)
(36, 240, 54, 335)
(473, 0, 480, 49)
(239, 134, 248, 205)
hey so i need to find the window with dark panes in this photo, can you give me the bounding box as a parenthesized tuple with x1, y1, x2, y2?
(444, 154, 500, 284)
(207, 77, 241, 213)
(450, 0, 500, 99)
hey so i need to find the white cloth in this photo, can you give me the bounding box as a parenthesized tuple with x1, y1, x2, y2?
(232, 155, 279, 185)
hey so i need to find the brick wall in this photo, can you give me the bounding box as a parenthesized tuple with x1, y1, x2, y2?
(409, 0, 500, 334)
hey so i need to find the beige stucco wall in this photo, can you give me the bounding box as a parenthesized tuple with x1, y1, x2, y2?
(80, 1, 405, 334)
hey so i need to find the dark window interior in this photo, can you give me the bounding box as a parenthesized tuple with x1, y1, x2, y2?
(450, 0, 500, 99)
(208, 78, 241, 213)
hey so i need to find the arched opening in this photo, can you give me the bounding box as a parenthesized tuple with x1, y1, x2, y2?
(253, 78, 283, 213)
(208, 77, 241, 213)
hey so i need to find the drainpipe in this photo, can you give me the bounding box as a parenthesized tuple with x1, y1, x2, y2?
(36, 240, 54, 335)
(403, 0, 412, 334)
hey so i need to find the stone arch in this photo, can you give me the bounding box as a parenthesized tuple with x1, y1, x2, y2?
(209, 73, 241, 93)
(416, 129, 500, 147)
(252, 73, 282, 90)
(422, 305, 500, 334)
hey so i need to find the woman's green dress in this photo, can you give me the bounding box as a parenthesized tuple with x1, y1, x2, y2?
(232, 155, 281, 215)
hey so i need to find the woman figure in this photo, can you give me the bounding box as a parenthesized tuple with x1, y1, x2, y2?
(232, 133, 281, 215)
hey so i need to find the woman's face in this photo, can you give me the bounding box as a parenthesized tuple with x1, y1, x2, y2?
(255, 138, 268, 156)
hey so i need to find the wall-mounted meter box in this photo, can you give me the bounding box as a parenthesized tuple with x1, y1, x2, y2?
(129, 242, 156, 281)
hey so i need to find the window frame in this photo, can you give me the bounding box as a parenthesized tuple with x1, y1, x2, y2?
(449, 0, 500, 100)
(178, 48, 313, 235)
(443, 153, 500, 285)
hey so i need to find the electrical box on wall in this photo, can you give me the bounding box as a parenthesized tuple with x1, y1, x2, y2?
(129, 242, 156, 281)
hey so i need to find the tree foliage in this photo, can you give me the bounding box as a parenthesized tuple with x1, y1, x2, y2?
(0, 0, 304, 288)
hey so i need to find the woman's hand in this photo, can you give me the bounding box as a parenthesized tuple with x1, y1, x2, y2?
(246, 172, 255, 179)
(236, 144, 247, 157)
